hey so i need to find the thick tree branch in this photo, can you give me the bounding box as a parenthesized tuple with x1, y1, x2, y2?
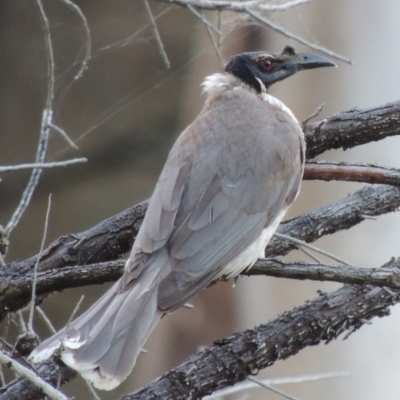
(4, 256, 400, 327)
(304, 100, 400, 158)
(3, 102, 399, 276)
(3, 199, 148, 273)
(1, 184, 400, 321)
(0, 360, 75, 400)
(3, 260, 400, 400)
(0, 261, 124, 315)
(123, 265, 400, 399)
(2, 101, 400, 398)
(265, 184, 400, 258)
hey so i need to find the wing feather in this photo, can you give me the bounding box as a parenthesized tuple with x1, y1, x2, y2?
(125, 85, 304, 311)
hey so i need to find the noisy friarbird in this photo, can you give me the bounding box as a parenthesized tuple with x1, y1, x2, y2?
(30, 45, 335, 390)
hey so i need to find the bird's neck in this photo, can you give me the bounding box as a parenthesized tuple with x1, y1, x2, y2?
(202, 73, 297, 122)
(202, 73, 257, 96)
(259, 92, 297, 121)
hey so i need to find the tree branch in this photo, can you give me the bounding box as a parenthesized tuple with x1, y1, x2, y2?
(3, 101, 400, 275)
(248, 258, 400, 288)
(265, 184, 400, 258)
(3, 199, 148, 274)
(2, 100, 400, 398)
(158, 0, 318, 13)
(0, 352, 68, 400)
(2, 184, 400, 322)
(244, 8, 351, 64)
(304, 160, 400, 186)
(304, 100, 400, 159)
(0, 360, 75, 400)
(123, 263, 400, 399)
(3, 259, 400, 400)
(157, 0, 351, 64)
(0, 159, 87, 173)
(4, 254, 400, 328)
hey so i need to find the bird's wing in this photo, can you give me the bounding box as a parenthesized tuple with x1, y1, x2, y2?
(156, 139, 304, 311)
(124, 89, 304, 310)
(157, 174, 270, 310)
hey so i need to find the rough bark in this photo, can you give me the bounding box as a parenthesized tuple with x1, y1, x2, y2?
(0, 361, 75, 400)
(2, 101, 400, 278)
(1, 184, 400, 321)
(304, 100, 400, 158)
(124, 275, 400, 400)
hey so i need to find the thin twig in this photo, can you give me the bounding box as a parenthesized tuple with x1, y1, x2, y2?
(304, 161, 400, 187)
(0, 351, 69, 400)
(245, 8, 351, 64)
(85, 381, 101, 400)
(205, 371, 349, 399)
(160, 0, 318, 13)
(0, 365, 5, 386)
(36, 0, 55, 110)
(298, 246, 324, 264)
(217, 11, 221, 47)
(96, 6, 173, 54)
(5, 0, 55, 235)
(158, 0, 350, 63)
(64, 296, 85, 337)
(302, 103, 324, 125)
(28, 194, 52, 332)
(274, 232, 355, 267)
(143, 0, 171, 68)
(187, 5, 221, 34)
(5, 110, 51, 235)
(16, 312, 27, 334)
(48, 123, 79, 150)
(36, 307, 56, 334)
(58, 0, 91, 80)
(198, 9, 225, 67)
(0, 158, 87, 173)
(247, 375, 301, 400)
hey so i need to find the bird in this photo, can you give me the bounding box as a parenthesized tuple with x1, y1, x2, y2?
(30, 45, 335, 390)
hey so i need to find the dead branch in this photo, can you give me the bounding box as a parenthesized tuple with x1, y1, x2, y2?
(304, 160, 400, 186)
(156, 0, 351, 64)
(3, 260, 399, 400)
(123, 271, 400, 400)
(0, 360, 75, 400)
(304, 101, 400, 158)
(248, 258, 400, 288)
(3, 100, 400, 274)
(1, 184, 400, 322)
(4, 255, 400, 327)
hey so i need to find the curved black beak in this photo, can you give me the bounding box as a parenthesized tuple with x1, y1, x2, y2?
(290, 52, 337, 71)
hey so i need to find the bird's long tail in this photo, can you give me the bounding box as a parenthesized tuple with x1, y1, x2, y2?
(29, 266, 162, 391)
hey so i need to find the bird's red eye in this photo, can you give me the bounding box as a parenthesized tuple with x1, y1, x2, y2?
(259, 58, 273, 71)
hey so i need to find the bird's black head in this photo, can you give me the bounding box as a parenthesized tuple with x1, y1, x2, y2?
(225, 45, 336, 93)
